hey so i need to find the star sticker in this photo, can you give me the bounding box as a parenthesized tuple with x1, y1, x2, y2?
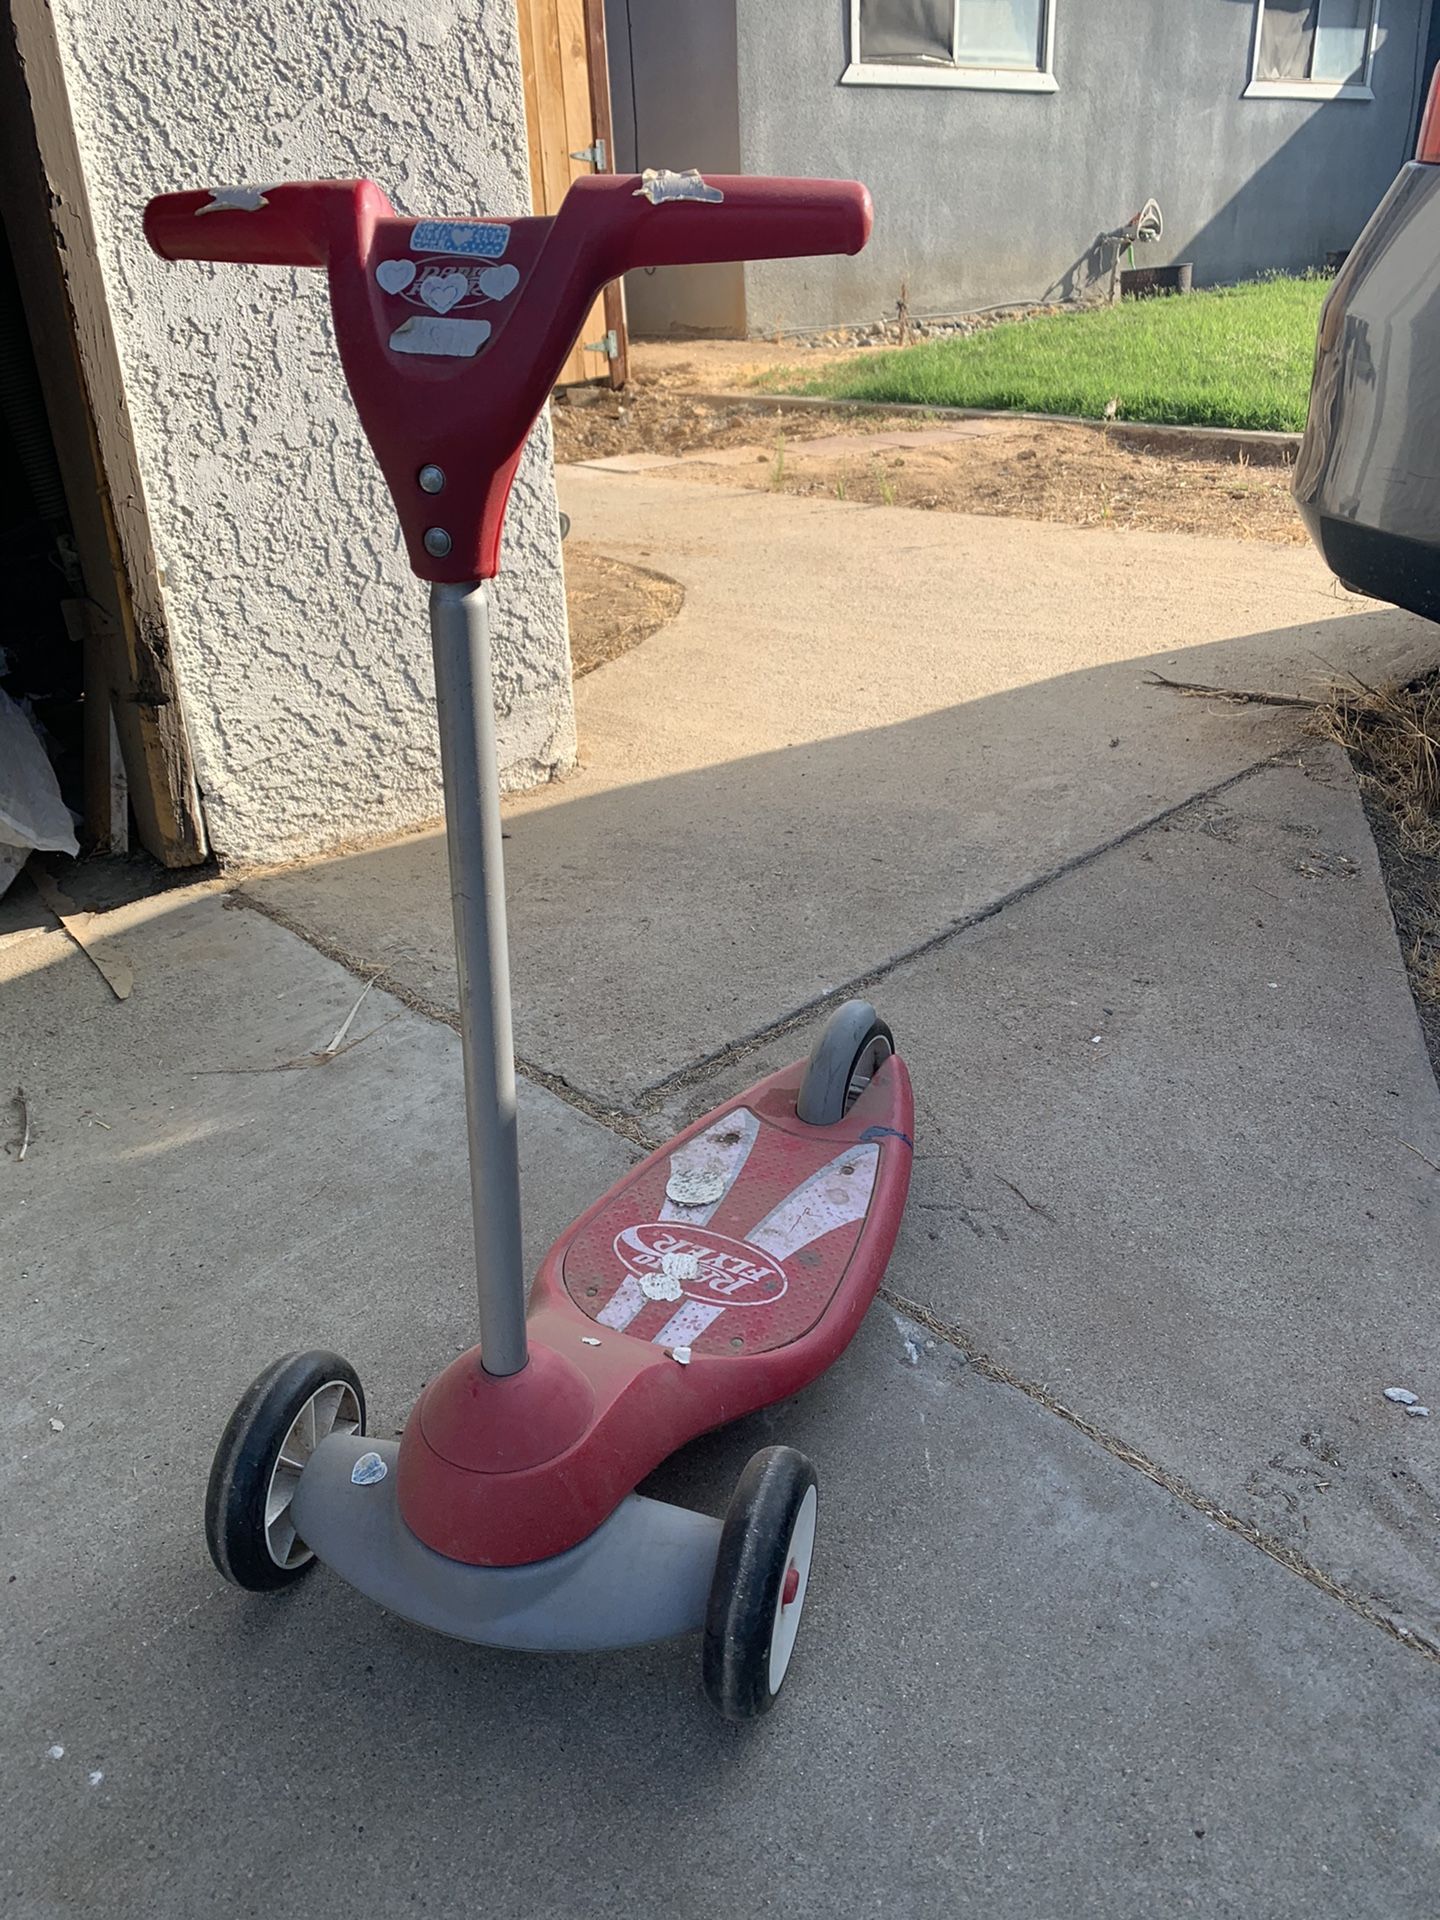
(197, 185, 273, 215)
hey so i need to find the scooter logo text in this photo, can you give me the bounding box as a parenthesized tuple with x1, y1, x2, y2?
(614, 1223, 788, 1308)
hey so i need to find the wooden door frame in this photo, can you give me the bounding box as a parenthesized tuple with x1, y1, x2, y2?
(584, 0, 627, 388)
(1, 0, 206, 866)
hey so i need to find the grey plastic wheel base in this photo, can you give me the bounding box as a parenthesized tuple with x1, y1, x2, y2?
(796, 999, 895, 1126)
(289, 1433, 722, 1652)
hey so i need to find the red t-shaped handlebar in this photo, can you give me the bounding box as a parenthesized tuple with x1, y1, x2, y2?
(144, 174, 872, 582)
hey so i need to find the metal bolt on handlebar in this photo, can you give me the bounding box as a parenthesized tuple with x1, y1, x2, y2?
(418, 465, 446, 494)
(424, 527, 453, 557)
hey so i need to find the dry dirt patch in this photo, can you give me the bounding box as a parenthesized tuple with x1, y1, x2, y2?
(552, 363, 1304, 547)
(564, 541, 684, 678)
(663, 421, 1306, 544)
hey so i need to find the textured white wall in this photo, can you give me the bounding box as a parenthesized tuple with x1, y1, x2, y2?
(49, 0, 576, 865)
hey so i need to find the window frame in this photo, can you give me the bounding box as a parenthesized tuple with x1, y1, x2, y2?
(842, 0, 1059, 92)
(1243, 0, 1381, 102)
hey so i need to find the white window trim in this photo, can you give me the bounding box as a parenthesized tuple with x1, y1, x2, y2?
(1242, 0, 1380, 102)
(842, 0, 1058, 92)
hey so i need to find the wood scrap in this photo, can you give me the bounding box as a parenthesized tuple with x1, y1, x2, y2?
(9, 1086, 31, 1161)
(29, 867, 134, 1000)
(195, 1012, 401, 1076)
(322, 971, 387, 1056)
(1144, 671, 1320, 710)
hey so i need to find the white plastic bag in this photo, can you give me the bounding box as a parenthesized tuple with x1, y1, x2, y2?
(0, 686, 78, 896)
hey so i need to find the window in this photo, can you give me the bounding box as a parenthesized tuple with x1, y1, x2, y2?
(844, 0, 1058, 91)
(1245, 0, 1380, 101)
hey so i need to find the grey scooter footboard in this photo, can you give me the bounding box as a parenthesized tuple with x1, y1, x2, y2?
(290, 1435, 722, 1652)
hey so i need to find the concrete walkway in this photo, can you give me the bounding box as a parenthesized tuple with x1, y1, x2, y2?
(4, 479, 1439, 1917)
(258, 470, 1437, 1100)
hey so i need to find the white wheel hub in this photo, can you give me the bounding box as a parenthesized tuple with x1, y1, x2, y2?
(846, 1034, 892, 1107)
(767, 1483, 818, 1696)
(264, 1380, 362, 1569)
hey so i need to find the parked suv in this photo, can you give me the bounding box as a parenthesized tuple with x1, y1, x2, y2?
(1295, 66, 1440, 622)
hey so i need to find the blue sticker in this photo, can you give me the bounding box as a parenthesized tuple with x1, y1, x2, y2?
(410, 220, 508, 261)
(860, 1124, 913, 1150)
(350, 1450, 388, 1486)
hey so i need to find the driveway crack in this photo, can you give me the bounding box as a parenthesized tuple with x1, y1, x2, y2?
(884, 1286, 1440, 1668)
(636, 748, 1290, 1108)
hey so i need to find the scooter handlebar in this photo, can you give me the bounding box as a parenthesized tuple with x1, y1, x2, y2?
(583, 173, 873, 273)
(143, 173, 872, 274)
(142, 181, 363, 267)
(142, 168, 873, 582)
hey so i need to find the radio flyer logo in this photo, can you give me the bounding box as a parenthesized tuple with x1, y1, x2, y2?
(613, 1223, 788, 1309)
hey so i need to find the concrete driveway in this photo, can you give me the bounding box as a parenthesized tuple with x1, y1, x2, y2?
(4, 476, 1439, 1917)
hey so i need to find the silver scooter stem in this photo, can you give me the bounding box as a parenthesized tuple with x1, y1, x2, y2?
(429, 579, 528, 1377)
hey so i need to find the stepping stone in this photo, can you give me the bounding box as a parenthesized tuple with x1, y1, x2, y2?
(679, 445, 773, 467)
(779, 433, 906, 457)
(881, 420, 1021, 446)
(572, 452, 684, 473)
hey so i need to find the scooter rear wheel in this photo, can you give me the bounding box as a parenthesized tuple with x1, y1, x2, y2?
(205, 1350, 365, 1591)
(702, 1447, 819, 1720)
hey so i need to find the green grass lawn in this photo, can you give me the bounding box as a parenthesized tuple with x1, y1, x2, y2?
(762, 277, 1327, 433)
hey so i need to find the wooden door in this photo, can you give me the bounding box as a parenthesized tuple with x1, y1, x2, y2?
(1, 0, 205, 864)
(516, 0, 628, 387)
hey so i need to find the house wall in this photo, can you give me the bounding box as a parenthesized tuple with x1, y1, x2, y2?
(603, 0, 745, 334)
(47, 0, 576, 866)
(623, 0, 1431, 336)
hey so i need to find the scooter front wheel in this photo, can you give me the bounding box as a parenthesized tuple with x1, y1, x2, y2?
(796, 999, 895, 1125)
(205, 1350, 365, 1591)
(702, 1447, 819, 1720)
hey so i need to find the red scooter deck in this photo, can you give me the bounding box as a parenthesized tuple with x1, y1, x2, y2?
(564, 1090, 906, 1357)
(397, 1053, 913, 1565)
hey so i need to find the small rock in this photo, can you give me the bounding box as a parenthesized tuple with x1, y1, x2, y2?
(48, 1418, 64, 1433)
(1405, 1404, 1430, 1419)
(1384, 1387, 1419, 1406)
(47, 1745, 64, 1761)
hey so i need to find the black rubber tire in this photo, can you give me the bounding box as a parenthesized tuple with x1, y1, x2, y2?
(796, 999, 895, 1126)
(703, 1447, 819, 1721)
(204, 1350, 365, 1592)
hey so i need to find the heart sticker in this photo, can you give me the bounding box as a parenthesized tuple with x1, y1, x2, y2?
(477, 263, 520, 302)
(419, 269, 469, 315)
(375, 257, 416, 295)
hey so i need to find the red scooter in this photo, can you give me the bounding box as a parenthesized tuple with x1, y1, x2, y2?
(147, 167, 912, 1718)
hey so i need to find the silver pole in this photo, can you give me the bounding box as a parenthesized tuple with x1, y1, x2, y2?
(429, 579, 528, 1377)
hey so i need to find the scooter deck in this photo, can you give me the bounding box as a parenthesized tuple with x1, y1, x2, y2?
(395, 1051, 913, 1567)
(561, 1093, 906, 1358)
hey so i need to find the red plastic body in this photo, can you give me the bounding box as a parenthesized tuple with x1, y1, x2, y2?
(143, 175, 872, 582)
(396, 1053, 913, 1566)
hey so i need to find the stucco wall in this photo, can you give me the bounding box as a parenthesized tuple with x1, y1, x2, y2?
(49, 0, 575, 865)
(614, 0, 1432, 335)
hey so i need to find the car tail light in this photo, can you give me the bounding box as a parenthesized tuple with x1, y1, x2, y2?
(1418, 64, 1440, 161)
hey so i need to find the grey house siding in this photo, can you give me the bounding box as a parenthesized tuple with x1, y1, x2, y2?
(609, 0, 1432, 337)
(604, 0, 744, 334)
